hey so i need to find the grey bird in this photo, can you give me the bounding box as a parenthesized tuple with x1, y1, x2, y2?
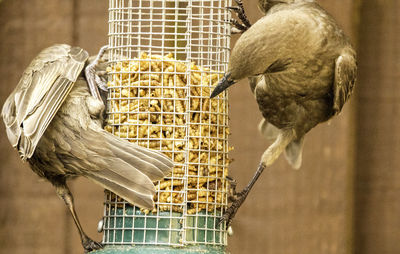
(211, 0, 357, 225)
(2, 44, 174, 252)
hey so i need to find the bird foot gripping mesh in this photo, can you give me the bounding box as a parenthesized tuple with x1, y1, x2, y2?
(100, 0, 232, 250)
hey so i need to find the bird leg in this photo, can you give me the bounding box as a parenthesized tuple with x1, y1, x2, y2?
(227, 0, 252, 33)
(53, 179, 103, 253)
(85, 45, 109, 101)
(218, 163, 266, 227)
(218, 129, 296, 227)
(261, 129, 296, 166)
(226, 175, 239, 203)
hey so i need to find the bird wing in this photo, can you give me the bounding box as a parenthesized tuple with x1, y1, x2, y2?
(82, 129, 174, 209)
(28, 77, 174, 209)
(332, 49, 357, 114)
(1, 44, 89, 159)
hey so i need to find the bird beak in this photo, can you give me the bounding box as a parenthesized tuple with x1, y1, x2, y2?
(210, 72, 236, 98)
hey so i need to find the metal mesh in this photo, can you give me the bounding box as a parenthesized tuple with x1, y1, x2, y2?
(103, 0, 231, 246)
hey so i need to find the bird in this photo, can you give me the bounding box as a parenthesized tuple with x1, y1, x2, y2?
(211, 0, 357, 226)
(1, 44, 174, 252)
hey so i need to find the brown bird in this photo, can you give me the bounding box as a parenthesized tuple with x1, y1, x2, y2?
(2, 44, 174, 252)
(211, 0, 357, 225)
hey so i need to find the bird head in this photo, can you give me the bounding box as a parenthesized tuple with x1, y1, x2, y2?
(210, 72, 236, 98)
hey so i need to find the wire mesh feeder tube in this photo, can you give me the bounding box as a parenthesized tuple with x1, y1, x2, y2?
(95, 0, 232, 252)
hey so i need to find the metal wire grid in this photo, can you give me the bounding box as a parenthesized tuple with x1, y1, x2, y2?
(103, 0, 231, 246)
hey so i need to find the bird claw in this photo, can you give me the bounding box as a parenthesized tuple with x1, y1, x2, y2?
(94, 72, 108, 92)
(227, 6, 241, 12)
(217, 212, 231, 228)
(85, 45, 109, 100)
(82, 236, 103, 253)
(217, 197, 242, 228)
(218, 184, 248, 229)
(226, 0, 251, 33)
(228, 18, 249, 34)
(226, 175, 239, 202)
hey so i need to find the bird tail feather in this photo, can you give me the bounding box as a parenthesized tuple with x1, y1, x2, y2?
(284, 138, 304, 170)
(259, 119, 304, 169)
(261, 129, 295, 167)
(85, 168, 156, 209)
(82, 129, 174, 209)
(258, 119, 280, 141)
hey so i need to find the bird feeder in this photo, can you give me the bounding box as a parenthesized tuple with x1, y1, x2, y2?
(94, 0, 232, 253)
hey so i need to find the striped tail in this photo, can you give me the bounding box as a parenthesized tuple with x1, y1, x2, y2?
(82, 129, 174, 209)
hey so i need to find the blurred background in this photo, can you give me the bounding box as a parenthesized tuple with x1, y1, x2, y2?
(0, 0, 399, 253)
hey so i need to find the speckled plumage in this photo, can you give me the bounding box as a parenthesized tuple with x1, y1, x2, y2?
(212, 0, 356, 226)
(2, 44, 173, 252)
(219, 0, 356, 168)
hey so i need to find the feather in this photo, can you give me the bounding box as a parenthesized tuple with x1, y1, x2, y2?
(258, 119, 280, 141)
(85, 172, 155, 209)
(22, 77, 74, 158)
(1, 44, 89, 159)
(333, 50, 357, 115)
(103, 132, 171, 180)
(284, 137, 304, 170)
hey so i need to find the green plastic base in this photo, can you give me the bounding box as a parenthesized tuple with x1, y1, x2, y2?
(91, 245, 227, 254)
(100, 207, 227, 253)
(104, 207, 225, 244)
